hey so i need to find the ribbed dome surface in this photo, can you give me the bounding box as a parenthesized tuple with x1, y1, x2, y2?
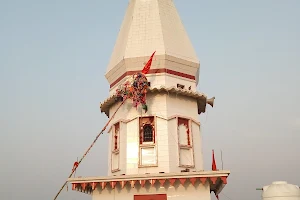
(262, 181, 300, 200)
(106, 0, 199, 73)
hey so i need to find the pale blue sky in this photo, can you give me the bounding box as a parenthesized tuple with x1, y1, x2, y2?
(0, 0, 299, 200)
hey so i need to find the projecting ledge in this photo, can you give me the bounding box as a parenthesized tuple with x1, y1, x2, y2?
(100, 86, 214, 117)
(68, 170, 230, 195)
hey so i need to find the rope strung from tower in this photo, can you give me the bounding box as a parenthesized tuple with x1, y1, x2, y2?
(53, 100, 125, 200)
(53, 51, 156, 200)
(115, 72, 149, 112)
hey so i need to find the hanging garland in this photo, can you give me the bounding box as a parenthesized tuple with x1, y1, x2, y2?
(114, 51, 156, 113)
(115, 72, 149, 113)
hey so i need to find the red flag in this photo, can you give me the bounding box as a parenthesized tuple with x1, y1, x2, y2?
(73, 161, 79, 173)
(212, 150, 219, 199)
(212, 150, 217, 171)
(141, 51, 156, 74)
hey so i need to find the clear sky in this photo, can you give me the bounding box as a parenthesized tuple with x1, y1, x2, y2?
(0, 0, 299, 200)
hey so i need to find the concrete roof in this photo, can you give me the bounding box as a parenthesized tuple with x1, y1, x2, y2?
(106, 0, 199, 74)
(68, 170, 230, 196)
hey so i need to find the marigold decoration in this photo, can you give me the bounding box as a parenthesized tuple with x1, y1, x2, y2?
(114, 51, 155, 113)
(115, 72, 149, 113)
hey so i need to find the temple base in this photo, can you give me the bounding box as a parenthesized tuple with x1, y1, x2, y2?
(68, 170, 229, 200)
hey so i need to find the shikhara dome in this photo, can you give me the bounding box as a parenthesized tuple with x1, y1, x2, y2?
(106, 0, 200, 85)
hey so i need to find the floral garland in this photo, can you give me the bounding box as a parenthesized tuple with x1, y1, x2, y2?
(115, 72, 149, 113)
(114, 51, 156, 113)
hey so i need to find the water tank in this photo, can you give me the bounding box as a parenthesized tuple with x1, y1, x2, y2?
(262, 181, 300, 200)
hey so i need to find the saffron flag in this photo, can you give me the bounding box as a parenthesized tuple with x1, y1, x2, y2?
(142, 51, 156, 74)
(73, 161, 79, 172)
(212, 150, 219, 199)
(212, 150, 217, 171)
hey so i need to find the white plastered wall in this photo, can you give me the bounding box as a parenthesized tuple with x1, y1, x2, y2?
(167, 118, 178, 172)
(126, 119, 139, 175)
(107, 92, 204, 175)
(192, 121, 203, 170)
(107, 126, 113, 175)
(109, 73, 197, 96)
(166, 93, 199, 120)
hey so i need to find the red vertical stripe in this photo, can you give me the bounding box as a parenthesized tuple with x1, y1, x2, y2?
(212, 150, 217, 171)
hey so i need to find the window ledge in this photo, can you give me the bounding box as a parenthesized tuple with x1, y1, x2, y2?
(112, 149, 120, 154)
(179, 165, 195, 168)
(179, 145, 192, 149)
(111, 169, 121, 173)
(138, 164, 158, 168)
(140, 144, 155, 147)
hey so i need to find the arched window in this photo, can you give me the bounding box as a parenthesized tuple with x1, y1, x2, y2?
(143, 124, 153, 142)
(139, 116, 156, 167)
(177, 117, 194, 167)
(178, 118, 190, 146)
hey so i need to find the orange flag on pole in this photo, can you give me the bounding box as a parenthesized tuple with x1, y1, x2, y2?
(212, 150, 219, 200)
(142, 51, 156, 74)
(212, 149, 217, 171)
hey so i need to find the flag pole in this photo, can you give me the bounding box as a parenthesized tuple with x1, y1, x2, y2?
(220, 150, 223, 170)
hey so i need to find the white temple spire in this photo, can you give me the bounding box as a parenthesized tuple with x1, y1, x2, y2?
(106, 0, 200, 85)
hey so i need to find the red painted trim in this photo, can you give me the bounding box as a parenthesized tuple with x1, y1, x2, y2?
(210, 177, 218, 184)
(150, 179, 156, 185)
(159, 179, 166, 186)
(91, 182, 97, 190)
(187, 129, 191, 146)
(134, 194, 167, 200)
(200, 177, 207, 184)
(121, 181, 126, 188)
(110, 68, 195, 88)
(221, 176, 227, 184)
(169, 178, 176, 186)
(190, 178, 197, 185)
(111, 181, 116, 189)
(179, 178, 186, 185)
(81, 183, 87, 190)
(101, 182, 106, 189)
(131, 180, 136, 188)
(140, 180, 146, 187)
(73, 176, 229, 192)
(152, 125, 155, 144)
(114, 123, 119, 150)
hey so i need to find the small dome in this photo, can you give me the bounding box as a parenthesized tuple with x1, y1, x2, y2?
(262, 181, 300, 200)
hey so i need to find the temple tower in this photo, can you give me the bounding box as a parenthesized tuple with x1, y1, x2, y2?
(69, 1, 230, 199)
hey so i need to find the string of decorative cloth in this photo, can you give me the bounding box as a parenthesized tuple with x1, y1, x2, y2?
(53, 100, 125, 200)
(53, 51, 155, 200)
